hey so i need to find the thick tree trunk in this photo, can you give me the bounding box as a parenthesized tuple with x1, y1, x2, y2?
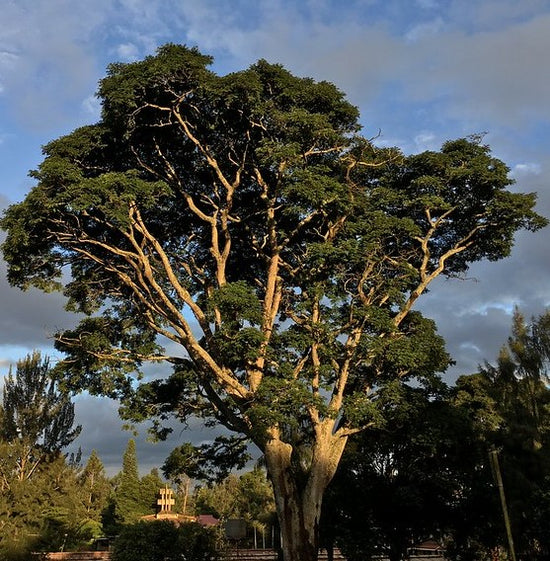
(263, 426, 347, 561)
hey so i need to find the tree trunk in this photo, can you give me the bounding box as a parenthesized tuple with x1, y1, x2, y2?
(263, 427, 348, 561)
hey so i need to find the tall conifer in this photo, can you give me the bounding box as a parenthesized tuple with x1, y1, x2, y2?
(114, 439, 143, 523)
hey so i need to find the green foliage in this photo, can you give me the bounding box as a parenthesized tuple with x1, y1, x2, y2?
(1, 43, 546, 560)
(449, 309, 550, 559)
(104, 440, 173, 535)
(163, 437, 250, 484)
(325, 383, 468, 561)
(2, 47, 541, 421)
(111, 520, 219, 561)
(236, 466, 276, 528)
(0, 351, 94, 556)
(78, 450, 110, 523)
(193, 466, 275, 528)
(110, 439, 148, 526)
(140, 468, 165, 514)
(329, 310, 550, 561)
(0, 451, 96, 556)
(1, 351, 81, 456)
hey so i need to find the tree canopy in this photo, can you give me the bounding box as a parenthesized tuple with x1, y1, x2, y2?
(1, 44, 546, 561)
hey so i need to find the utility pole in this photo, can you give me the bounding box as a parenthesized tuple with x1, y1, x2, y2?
(489, 447, 516, 561)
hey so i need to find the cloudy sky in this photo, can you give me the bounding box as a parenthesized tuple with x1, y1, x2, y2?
(1, 0, 549, 474)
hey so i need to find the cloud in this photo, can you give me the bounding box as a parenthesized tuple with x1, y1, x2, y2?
(404, 15, 550, 129)
(82, 94, 101, 118)
(413, 131, 439, 151)
(116, 42, 141, 61)
(405, 17, 445, 41)
(512, 162, 542, 177)
(0, 1, 110, 129)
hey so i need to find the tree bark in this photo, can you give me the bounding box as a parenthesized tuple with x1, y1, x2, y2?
(263, 429, 347, 561)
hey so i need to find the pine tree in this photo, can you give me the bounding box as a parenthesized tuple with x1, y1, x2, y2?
(113, 439, 142, 524)
(0, 351, 81, 481)
(79, 450, 110, 523)
(140, 468, 165, 515)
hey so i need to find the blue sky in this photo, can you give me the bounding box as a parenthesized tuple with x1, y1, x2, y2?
(1, 0, 550, 474)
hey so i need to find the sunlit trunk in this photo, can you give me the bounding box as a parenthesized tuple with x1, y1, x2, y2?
(263, 425, 348, 561)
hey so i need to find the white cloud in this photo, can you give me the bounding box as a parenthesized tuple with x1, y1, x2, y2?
(116, 42, 140, 61)
(0, 50, 19, 68)
(405, 17, 445, 42)
(511, 162, 542, 177)
(82, 94, 101, 117)
(413, 131, 438, 151)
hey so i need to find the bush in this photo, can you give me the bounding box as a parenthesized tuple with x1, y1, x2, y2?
(111, 520, 218, 561)
(0, 535, 39, 561)
(177, 522, 220, 561)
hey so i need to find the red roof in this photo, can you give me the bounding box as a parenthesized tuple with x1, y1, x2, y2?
(196, 514, 220, 527)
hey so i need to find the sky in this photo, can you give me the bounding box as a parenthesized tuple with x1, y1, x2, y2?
(1, 0, 550, 475)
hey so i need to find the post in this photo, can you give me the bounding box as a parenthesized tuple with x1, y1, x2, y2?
(489, 448, 517, 561)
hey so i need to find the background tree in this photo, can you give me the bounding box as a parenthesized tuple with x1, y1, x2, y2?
(194, 466, 274, 519)
(0, 351, 81, 482)
(1, 44, 545, 561)
(109, 439, 143, 526)
(0, 352, 85, 559)
(194, 474, 241, 521)
(449, 309, 550, 560)
(0, 444, 95, 558)
(140, 467, 166, 515)
(326, 311, 550, 561)
(324, 383, 468, 561)
(237, 466, 276, 541)
(104, 439, 167, 533)
(77, 449, 111, 538)
(193, 466, 276, 547)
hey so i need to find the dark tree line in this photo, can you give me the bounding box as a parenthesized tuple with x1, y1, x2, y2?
(324, 309, 550, 561)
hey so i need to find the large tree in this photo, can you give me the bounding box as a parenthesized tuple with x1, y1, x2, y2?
(1, 45, 546, 561)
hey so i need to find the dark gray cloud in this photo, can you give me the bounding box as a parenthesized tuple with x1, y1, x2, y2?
(0, 228, 77, 354)
(71, 395, 227, 476)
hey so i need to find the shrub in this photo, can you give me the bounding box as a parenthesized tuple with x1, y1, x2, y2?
(111, 520, 218, 561)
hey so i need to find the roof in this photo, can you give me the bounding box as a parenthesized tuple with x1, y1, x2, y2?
(196, 514, 220, 527)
